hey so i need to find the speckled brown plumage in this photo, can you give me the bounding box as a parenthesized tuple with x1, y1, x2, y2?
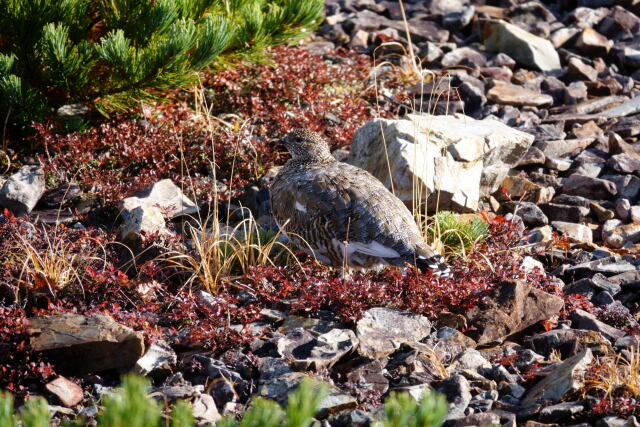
(270, 129, 451, 276)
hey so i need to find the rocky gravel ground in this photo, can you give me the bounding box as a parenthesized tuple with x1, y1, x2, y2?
(2, 0, 640, 425)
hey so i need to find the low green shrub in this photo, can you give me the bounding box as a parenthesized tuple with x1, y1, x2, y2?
(0, 375, 448, 427)
(428, 211, 490, 257)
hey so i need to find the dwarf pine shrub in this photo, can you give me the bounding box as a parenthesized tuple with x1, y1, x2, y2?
(0, 375, 448, 426)
(0, 0, 323, 130)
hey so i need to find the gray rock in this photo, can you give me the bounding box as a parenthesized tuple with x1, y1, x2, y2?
(464, 281, 564, 345)
(571, 309, 626, 342)
(356, 308, 431, 358)
(483, 19, 561, 71)
(119, 179, 198, 241)
(551, 221, 593, 244)
(540, 203, 589, 223)
(257, 361, 356, 418)
(603, 220, 640, 248)
(276, 327, 358, 370)
(441, 47, 487, 68)
(503, 201, 548, 227)
(540, 402, 585, 423)
(349, 114, 534, 212)
(568, 57, 598, 82)
(536, 137, 595, 159)
(280, 315, 344, 335)
(443, 6, 475, 30)
(615, 198, 632, 221)
(191, 394, 221, 423)
(596, 416, 640, 427)
(134, 341, 176, 376)
(567, 256, 637, 278)
(525, 328, 612, 358)
(563, 174, 618, 199)
(437, 374, 472, 418)
(602, 95, 640, 118)
(448, 348, 491, 373)
(517, 146, 546, 166)
(601, 174, 640, 201)
(326, 409, 374, 427)
(487, 80, 554, 107)
(592, 291, 615, 306)
(521, 348, 593, 408)
(607, 153, 640, 174)
(0, 165, 46, 216)
(575, 28, 613, 56)
(566, 273, 622, 297)
(28, 313, 144, 375)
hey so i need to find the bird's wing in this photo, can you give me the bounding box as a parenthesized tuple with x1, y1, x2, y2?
(270, 161, 427, 259)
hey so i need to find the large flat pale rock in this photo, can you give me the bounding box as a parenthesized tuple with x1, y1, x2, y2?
(349, 114, 534, 212)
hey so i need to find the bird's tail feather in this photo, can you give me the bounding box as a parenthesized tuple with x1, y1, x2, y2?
(415, 253, 452, 278)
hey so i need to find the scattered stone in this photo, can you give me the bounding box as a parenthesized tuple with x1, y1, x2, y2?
(499, 175, 555, 203)
(356, 308, 431, 358)
(615, 198, 632, 221)
(562, 174, 617, 199)
(520, 349, 593, 408)
(541, 203, 589, 223)
(603, 220, 640, 248)
(0, 165, 46, 216)
(277, 327, 358, 370)
(465, 281, 564, 345)
(448, 348, 491, 373)
(602, 95, 640, 118)
(568, 57, 598, 82)
(45, 376, 84, 407)
(575, 28, 613, 56)
(441, 47, 487, 68)
(119, 179, 198, 241)
(539, 402, 585, 423)
(135, 341, 177, 376)
(280, 315, 343, 335)
(525, 329, 613, 358)
(607, 153, 640, 174)
(571, 309, 626, 342)
(487, 80, 553, 108)
(551, 221, 593, 244)
(28, 313, 144, 374)
(191, 394, 221, 423)
(436, 374, 472, 418)
(504, 201, 548, 227)
(483, 19, 561, 71)
(518, 146, 546, 166)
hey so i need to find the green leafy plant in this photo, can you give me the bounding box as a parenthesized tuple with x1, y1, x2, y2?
(0, 393, 17, 427)
(0, 393, 51, 427)
(217, 377, 327, 427)
(427, 211, 490, 258)
(0, 0, 324, 130)
(375, 391, 448, 427)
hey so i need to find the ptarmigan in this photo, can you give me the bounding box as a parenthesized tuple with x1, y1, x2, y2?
(270, 128, 451, 277)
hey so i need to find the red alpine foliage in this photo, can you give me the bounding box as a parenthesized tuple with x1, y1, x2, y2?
(0, 306, 56, 401)
(37, 45, 409, 212)
(243, 216, 560, 323)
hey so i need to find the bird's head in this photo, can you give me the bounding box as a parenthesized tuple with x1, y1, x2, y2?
(278, 129, 333, 163)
